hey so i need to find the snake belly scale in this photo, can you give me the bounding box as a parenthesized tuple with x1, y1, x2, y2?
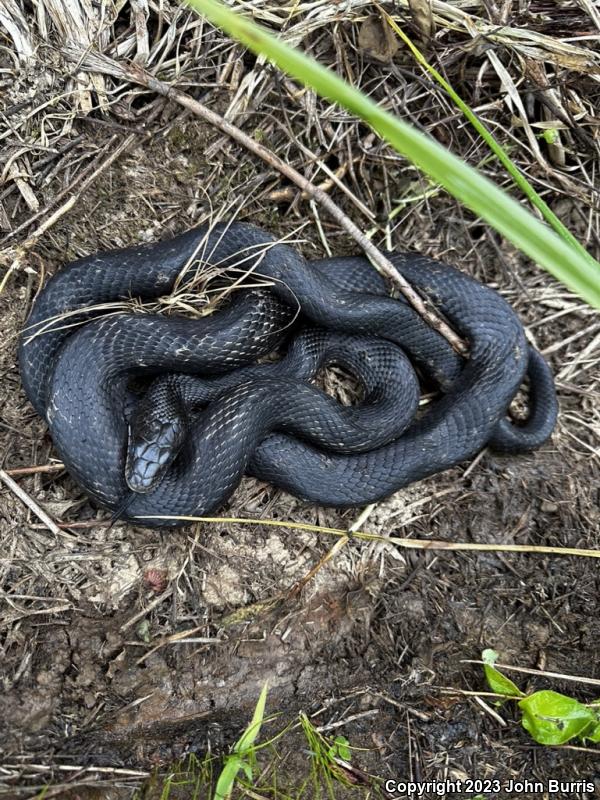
(18, 222, 558, 527)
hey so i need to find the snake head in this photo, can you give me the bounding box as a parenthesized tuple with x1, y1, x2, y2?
(125, 380, 188, 493)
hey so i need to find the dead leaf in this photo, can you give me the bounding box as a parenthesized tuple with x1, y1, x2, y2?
(358, 16, 399, 63)
(409, 0, 434, 42)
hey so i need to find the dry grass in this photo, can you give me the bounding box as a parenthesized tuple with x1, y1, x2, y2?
(1, 1, 600, 798)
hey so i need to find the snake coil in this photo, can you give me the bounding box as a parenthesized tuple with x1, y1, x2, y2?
(18, 222, 558, 527)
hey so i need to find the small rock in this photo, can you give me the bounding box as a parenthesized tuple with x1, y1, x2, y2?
(541, 500, 558, 513)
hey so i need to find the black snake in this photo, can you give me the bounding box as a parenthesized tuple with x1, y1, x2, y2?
(18, 222, 558, 527)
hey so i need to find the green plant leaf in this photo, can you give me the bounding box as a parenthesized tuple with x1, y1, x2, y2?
(483, 665, 524, 698)
(328, 735, 352, 762)
(136, 619, 151, 643)
(213, 682, 268, 799)
(186, 0, 600, 309)
(542, 129, 560, 145)
(234, 680, 269, 753)
(580, 702, 600, 742)
(482, 648, 499, 664)
(519, 690, 595, 745)
(214, 756, 242, 800)
(581, 721, 600, 743)
(481, 650, 524, 698)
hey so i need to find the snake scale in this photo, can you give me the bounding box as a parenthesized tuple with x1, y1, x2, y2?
(18, 222, 558, 527)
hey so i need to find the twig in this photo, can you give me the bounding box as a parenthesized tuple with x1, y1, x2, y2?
(438, 688, 524, 699)
(135, 625, 222, 665)
(137, 515, 600, 559)
(4, 462, 65, 476)
(0, 135, 138, 294)
(31, 519, 109, 529)
(315, 709, 379, 732)
(286, 534, 348, 598)
(286, 503, 375, 596)
(461, 660, 600, 688)
(472, 694, 507, 726)
(267, 157, 358, 203)
(0, 468, 62, 535)
(119, 587, 173, 632)
(2, 135, 119, 245)
(1, 763, 150, 777)
(61, 46, 468, 356)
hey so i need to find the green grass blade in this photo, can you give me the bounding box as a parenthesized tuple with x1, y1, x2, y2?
(213, 682, 268, 800)
(213, 756, 243, 800)
(233, 680, 269, 753)
(186, 0, 600, 309)
(381, 12, 595, 265)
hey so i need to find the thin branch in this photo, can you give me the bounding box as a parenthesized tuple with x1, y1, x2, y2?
(0, 468, 62, 535)
(4, 463, 65, 476)
(119, 587, 173, 632)
(136, 515, 600, 559)
(0, 135, 138, 294)
(61, 46, 468, 355)
(461, 660, 600, 688)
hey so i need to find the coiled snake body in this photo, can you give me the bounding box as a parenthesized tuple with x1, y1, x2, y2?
(19, 222, 558, 527)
